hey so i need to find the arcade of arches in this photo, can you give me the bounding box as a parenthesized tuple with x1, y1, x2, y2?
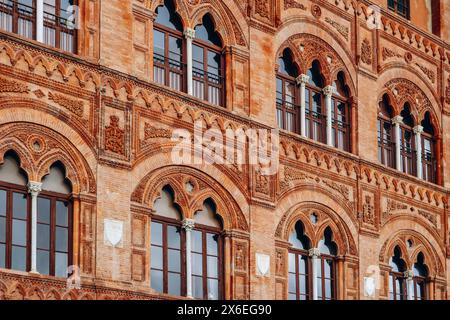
(0, 0, 449, 300)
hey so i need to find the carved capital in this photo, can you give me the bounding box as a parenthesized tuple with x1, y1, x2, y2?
(184, 28, 196, 40)
(182, 218, 195, 231)
(308, 247, 321, 258)
(413, 125, 424, 134)
(27, 181, 42, 196)
(296, 74, 310, 85)
(404, 270, 414, 279)
(323, 85, 334, 96)
(391, 115, 404, 125)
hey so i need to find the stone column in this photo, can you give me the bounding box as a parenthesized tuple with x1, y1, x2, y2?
(182, 218, 195, 297)
(309, 248, 321, 300)
(36, 0, 44, 42)
(404, 270, 414, 300)
(296, 74, 310, 137)
(392, 115, 404, 171)
(323, 86, 334, 147)
(413, 125, 424, 179)
(28, 181, 42, 274)
(184, 28, 195, 96)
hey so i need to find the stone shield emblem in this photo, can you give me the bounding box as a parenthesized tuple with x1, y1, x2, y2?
(104, 219, 123, 247)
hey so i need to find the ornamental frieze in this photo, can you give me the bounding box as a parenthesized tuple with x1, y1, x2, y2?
(105, 116, 125, 156)
(325, 17, 349, 41)
(48, 92, 84, 117)
(0, 76, 29, 93)
(381, 197, 438, 228)
(360, 39, 372, 65)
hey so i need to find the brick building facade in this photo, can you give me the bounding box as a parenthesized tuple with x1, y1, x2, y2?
(0, 0, 449, 300)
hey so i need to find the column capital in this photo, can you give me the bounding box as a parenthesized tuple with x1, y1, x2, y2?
(323, 85, 334, 96)
(27, 181, 42, 195)
(391, 115, 404, 125)
(184, 28, 196, 40)
(296, 74, 310, 85)
(403, 270, 414, 279)
(413, 125, 424, 134)
(182, 218, 195, 231)
(308, 248, 321, 258)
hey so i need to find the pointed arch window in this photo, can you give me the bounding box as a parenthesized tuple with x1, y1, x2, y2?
(377, 94, 395, 168)
(305, 61, 326, 144)
(399, 104, 416, 176)
(276, 49, 299, 133)
(0, 0, 35, 39)
(389, 246, 407, 300)
(153, 0, 185, 91)
(330, 72, 350, 151)
(318, 227, 337, 300)
(0, 153, 73, 277)
(421, 112, 436, 183)
(192, 14, 224, 106)
(287, 221, 311, 300)
(412, 253, 428, 300)
(43, 0, 77, 53)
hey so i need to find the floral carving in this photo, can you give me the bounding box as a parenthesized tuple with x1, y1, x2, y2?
(361, 38, 372, 65)
(0, 77, 29, 93)
(385, 79, 433, 116)
(382, 47, 402, 61)
(382, 199, 408, 219)
(360, 195, 374, 224)
(235, 242, 247, 271)
(254, 0, 270, 19)
(311, 4, 322, 18)
(445, 80, 450, 105)
(415, 63, 435, 84)
(284, 0, 306, 10)
(255, 173, 270, 195)
(105, 116, 125, 155)
(144, 123, 172, 140)
(325, 17, 349, 40)
(48, 92, 84, 117)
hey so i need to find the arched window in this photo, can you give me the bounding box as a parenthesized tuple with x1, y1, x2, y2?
(37, 161, 73, 277)
(377, 94, 395, 168)
(389, 246, 407, 300)
(153, 0, 184, 91)
(399, 104, 416, 176)
(43, 0, 77, 53)
(192, 14, 224, 106)
(421, 112, 436, 183)
(192, 199, 223, 300)
(412, 252, 428, 300)
(331, 72, 350, 151)
(0, 151, 29, 271)
(276, 49, 299, 133)
(0, 0, 35, 39)
(150, 186, 184, 296)
(318, 227, 337, 300)
(288, 221, 311, 300)
(305, 60, 325, 143)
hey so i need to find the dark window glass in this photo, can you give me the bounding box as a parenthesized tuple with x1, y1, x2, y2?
(43, 0, 78, 53)
(387, 0, 410, 19)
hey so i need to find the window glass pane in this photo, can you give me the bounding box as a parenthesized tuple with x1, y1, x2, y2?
(0, 190, 6, 216)
(193, 45, 204, 71)
(167, 225, 180, 249)
(324, 260, 332, 278)
(192, 252, 203, 276)
(0, 243, 5, 268)
(207, 51, 220, 76)
(168, 249, 180, 272)
(288, 273, 296, 293)
(192, 275, 203, 299)
(0, 216, 5, 243)
(151, 270, 163, 293)
(288, 293, 296, 300)
(37, 249, 50, 275)
(151, 245, 163, 269)
(298, 255, 307, 274)
(11, 246, 26, 271)
(288, 253, 296, 273)
(13, 193, 27, 219)
(55, 252, 68, 277)
(153, 30, 165, 57)
(207, 256, 218, 278)
(325, 279, 332, 299)
(299, 274, 307, 295)
(168, 272, 181, 296)
(206, 233, 218, 256)
(56, 201, 68, 227)
(55, 227, 68, 252)
(12, 219, 26, 246)
(169, 36, 182, 62)
(151, 222, 163, 246)
(37, 197, 50, 224)
(37, 223, 50, 250)
(207, 279, 219, 300)
(191, 230, 202, 253)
